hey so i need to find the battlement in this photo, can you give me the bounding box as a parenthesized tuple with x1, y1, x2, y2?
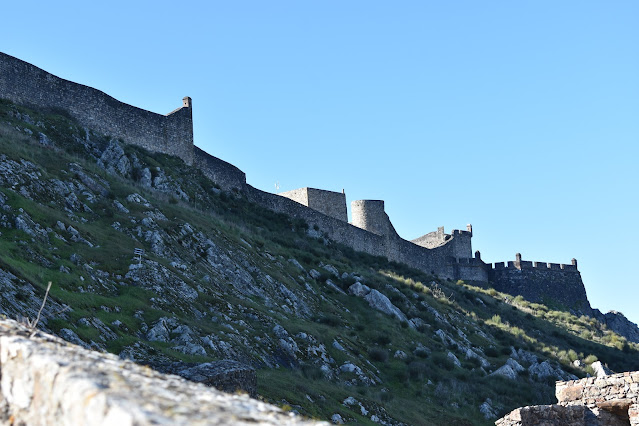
(490, 254, 590, 314)
(492, 254, 579, 272)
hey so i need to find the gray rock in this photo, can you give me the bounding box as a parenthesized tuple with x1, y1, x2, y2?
(98, 140, 131, 176)
(321, 263, 339, 277)
(348, 282, 371, 297)
(591, 361, 613, 377)
(479, 398, 497, 420)
(363, 289, 408, 323)
(0, 318, 322, 425)
(146, 318, 172, 342)
(177, 360, 257, 397)
(490, 358, 524, 380)
(447, 352, 461, 368)
(529, 360, 560, 380)
(594, 310, 639, 343)
(394, 350, 407, 360)
(38, 132, 52, 146)
(139, 167, 153, 187)
(288, 258, 305, 271)
(332, 340, 345, 352)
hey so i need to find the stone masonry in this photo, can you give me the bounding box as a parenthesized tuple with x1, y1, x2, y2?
(497, 371, 639, 425)
(490, 254, 591, 315)
(278, 187, 348, 222)
(0, 51, 592, 298)
(0, 52, 194, 165)
(0, 319, 323, 425)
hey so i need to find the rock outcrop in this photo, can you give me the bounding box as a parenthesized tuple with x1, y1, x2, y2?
(593, 309, 639, 344)
(0, 319, 323, 425)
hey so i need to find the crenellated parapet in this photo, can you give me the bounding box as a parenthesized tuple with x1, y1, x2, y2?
(490, 253, 590, 314)
(492, 255, 579, 272)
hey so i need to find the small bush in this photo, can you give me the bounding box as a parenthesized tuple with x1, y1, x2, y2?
(315, 314, 342, 327)
(584, 354, 598, 364)
(407, 361, 429, 380)
(373, 334, 392, 346)
(484, 347, 500, 357)
(368, 347, 389, 363)
(414, 347, 429, 358)
(300, 364, 324, 380)
(432, 353, 455, 371)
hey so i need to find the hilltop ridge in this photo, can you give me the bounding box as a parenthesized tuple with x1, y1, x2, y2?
(0, 53, 638, 424)
(0, 51, 599, 319)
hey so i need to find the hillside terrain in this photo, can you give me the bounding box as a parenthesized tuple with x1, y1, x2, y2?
(1, 98, 638, 425)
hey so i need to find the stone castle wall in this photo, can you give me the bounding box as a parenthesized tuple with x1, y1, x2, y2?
(247, 187, 486, 280)
(193, 147, 246, 191)
(0, 52, 194, 165)
(4, 51, 590, 288)
(278, 187, 348, 222)
(489, 255, 590, 314)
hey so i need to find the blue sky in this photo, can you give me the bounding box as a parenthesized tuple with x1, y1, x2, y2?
(1, 1, 638, 325)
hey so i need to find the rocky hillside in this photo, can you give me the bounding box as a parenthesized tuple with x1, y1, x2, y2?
(1, 98, 638, 425)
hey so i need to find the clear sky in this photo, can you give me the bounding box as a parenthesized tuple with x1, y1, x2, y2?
(1, 1, 638, 324)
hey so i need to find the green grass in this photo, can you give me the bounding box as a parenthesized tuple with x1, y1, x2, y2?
(1, 98, 638, 424)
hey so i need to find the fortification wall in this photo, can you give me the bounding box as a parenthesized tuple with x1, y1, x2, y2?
(245, 186, 384, 256)
(351, 200, 390, 236)
(278, 188, 347, 222)
(193, 147, 246, 191)
(246, 188, 485, 279)
(412, 227, 448, 248)
(0, 52, 194, 165)
(490, 255, 590, 313)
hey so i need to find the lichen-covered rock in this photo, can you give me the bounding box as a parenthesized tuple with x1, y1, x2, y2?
(0, 319, 324, 425)
(363, 289, 407, 323)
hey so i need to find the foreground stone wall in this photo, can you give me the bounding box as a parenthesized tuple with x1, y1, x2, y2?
(0, 319, 322, 425)
(497, 371, 639, 426)
(0, 52, 194, 165)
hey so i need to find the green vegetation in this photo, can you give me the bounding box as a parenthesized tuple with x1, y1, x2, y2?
(0, 99, 638, 425)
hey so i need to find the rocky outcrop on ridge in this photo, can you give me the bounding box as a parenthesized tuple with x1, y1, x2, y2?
(593, 309, 639, 344)
(0, 319, 322, 425)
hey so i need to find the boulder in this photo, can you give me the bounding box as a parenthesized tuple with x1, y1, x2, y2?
(363, 290, 408, 323)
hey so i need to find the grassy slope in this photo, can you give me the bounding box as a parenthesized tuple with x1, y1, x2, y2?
(0, 99, 638, 425)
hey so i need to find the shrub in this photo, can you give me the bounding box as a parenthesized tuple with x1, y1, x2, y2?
(373, 334, 392, 346)
(368, 347, 389, 363)
(414, 347, 429, 359)
(300, 364, 324, 380)
(315, 314, 342, 327)
(584, 354, 598, 364)
(484, 346, 499, 357)
(407, 361, 429, 380)
(432, 353, 455, 371)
